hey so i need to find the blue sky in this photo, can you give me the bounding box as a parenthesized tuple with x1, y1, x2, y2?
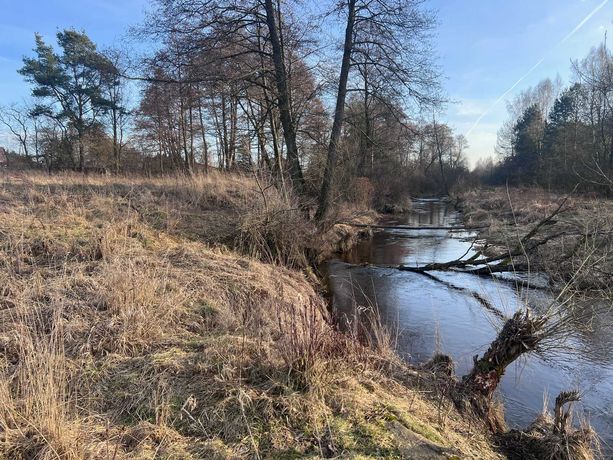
(0, 0, 148, 146)
(431, 0, 612, 165)
(0, 0, 611, 164)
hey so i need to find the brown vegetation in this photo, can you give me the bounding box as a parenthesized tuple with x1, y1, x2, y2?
(460, 187, 613, 294)
(0, 172, 501, 459)
(496, 391, 597, 460)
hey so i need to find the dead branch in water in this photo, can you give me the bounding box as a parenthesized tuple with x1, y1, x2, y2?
(453, 251, 604, 432)
(414, 271, 505, 319)
(368, 195, 571, 276)
(355, 230, 564, 278)
(337, 222, 489, 231)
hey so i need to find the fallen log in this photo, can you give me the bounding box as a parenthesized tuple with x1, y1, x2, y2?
(337, 222, 488, 231)
(464, 263, 530, 276)
(345, 195, 574, 293)
(378, 198, 571, 275)
(375, 231, 563, 276)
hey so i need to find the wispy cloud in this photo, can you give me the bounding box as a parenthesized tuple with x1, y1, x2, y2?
(465, 58, 544, 136)
(465, 0, 610, 138)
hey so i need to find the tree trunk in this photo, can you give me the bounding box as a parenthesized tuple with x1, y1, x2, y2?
(198, 102, 209, 173)
(221, 94, 230, 169)
(242, 94, 272, 170)
(78, 131, 85, 172)
(264, 0, 304, 194)
(189, 104, 195, 170)
(463, 311, 543, 398)
(357, 64, 371, 177)
(315, 0, 357, 220)
(112, 108, 120, 174)
(433, 119, 449, 196)
(229, 94, 238, 168)
(456, 310, 547, 430)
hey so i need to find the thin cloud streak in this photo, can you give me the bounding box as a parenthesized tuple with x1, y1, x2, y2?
(465, 58, 544, 137)
(465, 0, 609, 138)
(561, 0, 609, 44)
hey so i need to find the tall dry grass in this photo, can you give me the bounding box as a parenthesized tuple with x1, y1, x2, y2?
(0, 171, 502, 459)
(461, 187, 613, 293)
(0, 305, 86, 459)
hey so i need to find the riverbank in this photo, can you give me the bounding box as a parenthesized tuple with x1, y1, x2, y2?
(0, 172, 501, 459)
(459, 187, 613, 295)
(329, 196, 605, 459)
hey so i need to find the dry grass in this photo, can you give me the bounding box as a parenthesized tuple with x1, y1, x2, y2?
(460, 187, 613, 293)
(0, 171, 501, 459)
(0, 306, 87, 460)
(497, 401, 598, 460)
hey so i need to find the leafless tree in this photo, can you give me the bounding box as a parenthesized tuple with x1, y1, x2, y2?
(101, 48, 131, 173)
(316, 0, 441, 219)
(0, 103, 33, 160)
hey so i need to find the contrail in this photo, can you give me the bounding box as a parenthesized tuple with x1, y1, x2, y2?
(466, 58, 544, 137)
(561, 0, 609, 44)
(465, 0, 610, 138)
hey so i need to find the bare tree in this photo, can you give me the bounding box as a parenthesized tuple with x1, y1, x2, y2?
(315, 0, 357, 220)
(432, 117, 449, 196)
(263, 0, 305, 192)
(316, 0, 440, 219)
(0, 103, 32, 160)
(101, 49, 131, 173)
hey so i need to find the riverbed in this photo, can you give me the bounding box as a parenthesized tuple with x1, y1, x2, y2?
(327, 199, 613, 452)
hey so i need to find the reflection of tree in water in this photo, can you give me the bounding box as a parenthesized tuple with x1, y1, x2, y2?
(571, 299, 613, 366)
(342, 231, 413, 265)
(405, 201, 454, 227)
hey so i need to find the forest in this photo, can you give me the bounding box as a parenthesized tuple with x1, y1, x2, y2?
(2, 3, 612, 206)
(477, 43, 613, 194)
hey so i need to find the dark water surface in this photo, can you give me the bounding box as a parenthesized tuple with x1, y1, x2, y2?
(327, 199, 613, 452)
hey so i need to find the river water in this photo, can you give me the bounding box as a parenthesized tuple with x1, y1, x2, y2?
(327, 199, 613, 452)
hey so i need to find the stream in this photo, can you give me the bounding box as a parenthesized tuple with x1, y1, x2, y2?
(327, 199, 613, 453)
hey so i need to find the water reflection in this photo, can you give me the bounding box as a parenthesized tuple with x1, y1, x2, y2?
(328, 199, 613, 451)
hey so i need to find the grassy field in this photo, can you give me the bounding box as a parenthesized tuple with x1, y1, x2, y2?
(0, 172, 501, 459)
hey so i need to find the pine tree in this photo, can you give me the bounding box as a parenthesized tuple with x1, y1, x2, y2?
(542, 84, 581, 187)
(510, 104, 544, 183)
(20, 30, 112, 171)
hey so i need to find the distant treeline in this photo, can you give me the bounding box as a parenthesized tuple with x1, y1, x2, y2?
(475, 40, 613, 195)
(3, 2, 611, 208)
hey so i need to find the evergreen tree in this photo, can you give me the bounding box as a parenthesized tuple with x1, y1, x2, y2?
(510, 104, 544, 183)
(20, 30, 112, 171)
(542, 84, 581, 187)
